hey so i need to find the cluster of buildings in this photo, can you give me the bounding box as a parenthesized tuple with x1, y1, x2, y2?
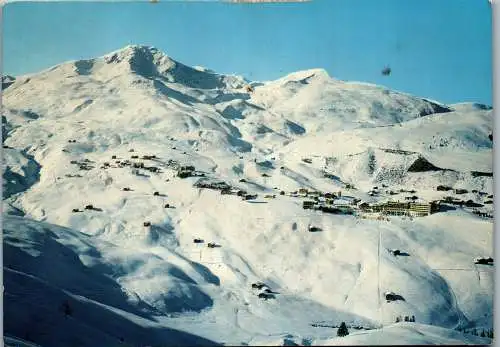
(364, 200, 440, 217)
(97, 153, 165, 175)
(297, 188, 440, 217)
(177, 165, 206, 178)
(193, 178, 259, 201)
(70, 158, 95, 171)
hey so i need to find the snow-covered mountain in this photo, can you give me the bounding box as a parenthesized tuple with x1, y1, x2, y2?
(2, 45, 494, 346)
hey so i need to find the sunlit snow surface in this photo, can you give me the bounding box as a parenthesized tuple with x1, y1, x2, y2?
(2, 45, 493, 346)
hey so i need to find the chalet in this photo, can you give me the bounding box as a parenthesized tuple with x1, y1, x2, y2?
(298, 188, 308, 196)
(430, 201, 441, 213)
(166, 159, 180, 170)
(220, 188, 232, 195)
(473, 210, 493, 218)
(308, 225, 322, 232)
(357, 202, 372, 212)
(212, 182, 231, 190)
(251, 283, 267, 290)
(474, 257, 494, 265)
(464, 200, 483, 208)
(320, 206, 344, 214)
(178, 170, 193, 178)
(302, 200, 316, 210)
(316, 196, 327, 203)
(194, 179, 231, 191)
(385, 291, 403, 302)
(332, 196, 357, 207)
(180, 165, 195, 172)
(258, 293, 275, 300)
(243, 194, 258, 201)
(307, 191, 322, 198)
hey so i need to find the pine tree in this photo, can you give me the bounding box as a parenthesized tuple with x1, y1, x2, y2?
(61, 300, 73, 317)
(395, 316, 401, 323)
(368, 152, 376, 175)
(337, 322, 349, 337)
(481, 330, 485, 337)
(411, 315, 415, 322)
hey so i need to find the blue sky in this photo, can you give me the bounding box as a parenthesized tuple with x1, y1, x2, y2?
(3, 0, 492, 105)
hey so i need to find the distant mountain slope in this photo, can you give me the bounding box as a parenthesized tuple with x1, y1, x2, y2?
(248, 68, 452, 134)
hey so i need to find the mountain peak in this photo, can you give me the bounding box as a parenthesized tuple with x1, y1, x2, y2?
(100, 44, 176, 78)
(279, 68, 331, 84)
(105, 44, 160, 60)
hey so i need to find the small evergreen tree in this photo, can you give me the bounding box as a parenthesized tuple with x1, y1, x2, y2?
(411, 315, 415, 322)
(404, 316, 409, 322)
(61, 300, 73, 317)
(395, 316, 401, 323)
(337, 322, 349, 337)
(481, 330, 485, 337)
(368, 152, 376, 175)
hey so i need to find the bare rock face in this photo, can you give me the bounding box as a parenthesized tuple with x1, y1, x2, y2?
(407, 156, 443, 172)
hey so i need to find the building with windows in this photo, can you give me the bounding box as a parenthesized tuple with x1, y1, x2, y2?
(371, 200, 438, 217)
(408, 202, 431, 217)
